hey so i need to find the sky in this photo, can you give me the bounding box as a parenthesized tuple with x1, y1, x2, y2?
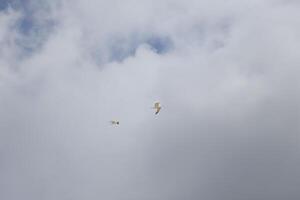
(0, 0, 300, 199)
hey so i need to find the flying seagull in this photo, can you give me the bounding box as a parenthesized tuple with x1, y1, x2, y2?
(111, 120, 120, 125)
(153, 102, 161, 115)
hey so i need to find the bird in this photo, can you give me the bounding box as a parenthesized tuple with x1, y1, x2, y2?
(111, 120, 120, 125)
(153, 102, 161, 114)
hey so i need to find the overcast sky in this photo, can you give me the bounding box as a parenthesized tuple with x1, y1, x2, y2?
(0, 0, 300, 199)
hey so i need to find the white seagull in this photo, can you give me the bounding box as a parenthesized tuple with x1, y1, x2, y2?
(153, 102, 161, 115)
(110, 120, 120, 125)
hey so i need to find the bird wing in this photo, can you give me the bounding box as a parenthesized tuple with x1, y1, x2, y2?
(155, 107, 161, 114)
(111, 120, 118, 124)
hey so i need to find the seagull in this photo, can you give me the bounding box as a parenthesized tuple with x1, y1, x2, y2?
(111, 120, 120, 125)
(153, 102, 161, 115)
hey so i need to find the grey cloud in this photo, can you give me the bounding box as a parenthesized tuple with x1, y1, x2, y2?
(0, 0, 300, 200)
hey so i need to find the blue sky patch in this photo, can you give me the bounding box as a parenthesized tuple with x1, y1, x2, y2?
(146, 36, 173, 54)
(0, 0, 57, 57)
(107, 34, 173, 62)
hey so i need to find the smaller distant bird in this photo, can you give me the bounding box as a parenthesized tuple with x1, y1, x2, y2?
(111, 120, 120, 125)
(153, 102, 161, 115)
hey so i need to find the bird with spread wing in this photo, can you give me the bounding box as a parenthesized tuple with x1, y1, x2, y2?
(110, 120, 120, 125)
(153, 102, 161, 115)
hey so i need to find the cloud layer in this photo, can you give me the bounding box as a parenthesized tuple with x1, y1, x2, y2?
(0, 0, 300, 199)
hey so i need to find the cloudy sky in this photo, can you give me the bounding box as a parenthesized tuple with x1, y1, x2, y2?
(0, 0, 300, 199)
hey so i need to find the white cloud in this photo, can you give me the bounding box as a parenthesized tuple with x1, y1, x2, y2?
(0, 0, 300, 199)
